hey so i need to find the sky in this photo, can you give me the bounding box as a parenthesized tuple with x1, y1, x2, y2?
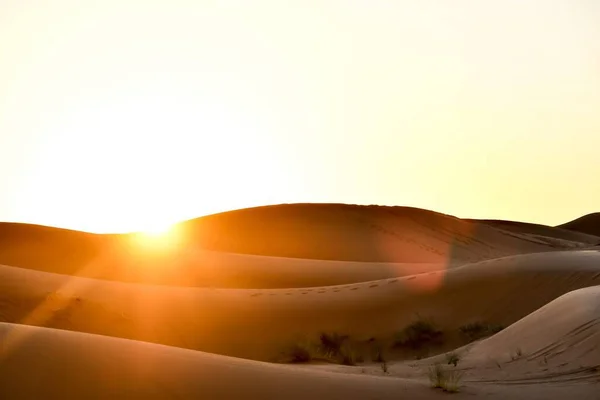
(1, 0, 599, 233)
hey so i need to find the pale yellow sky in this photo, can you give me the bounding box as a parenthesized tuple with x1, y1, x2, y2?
(1, 0, 599, 233)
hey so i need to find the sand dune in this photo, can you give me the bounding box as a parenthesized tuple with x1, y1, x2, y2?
(0, 323, 417, 400)
(559, 212, 600, 237)
(2, 250, 600, 361)
(1, 204, 600, 399)
(1, 205, 587, 279)
(472, 219, 600, 246)
(0, 243, 445, 288)
(1, 322, 597, 400)
(178, 204, 583, 262)
(413, 285, 600, 390)
(466, 285, 600, 378)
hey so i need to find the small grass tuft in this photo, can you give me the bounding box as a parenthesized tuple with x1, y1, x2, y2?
(381, 361, 389, 374)
(428, 363, 445, 388)
(428, 363, 464, 393)
(372, 344, 386, 363)
(446, 352, 460, 367)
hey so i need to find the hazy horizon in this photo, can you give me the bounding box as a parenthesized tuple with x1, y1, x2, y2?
(2, 0, 599, 233)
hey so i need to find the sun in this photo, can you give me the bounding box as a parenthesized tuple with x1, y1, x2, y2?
(141, 222, 174, 237)
(130, 222, 182, 253)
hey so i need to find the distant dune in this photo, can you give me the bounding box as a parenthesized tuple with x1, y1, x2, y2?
(1, 204, 597, 288)
(471, 219, 600, 245)
(1, 203, 599, 399)
(178, 204, 588, 262)
(558, 212, 600, 237)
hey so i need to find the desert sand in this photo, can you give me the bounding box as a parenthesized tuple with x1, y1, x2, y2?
(0, 203, 599, 399)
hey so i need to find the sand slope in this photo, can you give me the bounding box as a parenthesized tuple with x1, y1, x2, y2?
(0, 205, 586, 279)
(2, 250, 600, 361)
(472, 219, 600, 246)
(1, 322, 597, 400)
(411, 285, 600, 390)
(466, 285, 600, 380)
(0, 242, 446, 288)
(179, 204, 581, 263)
(559, 212, 600, 237)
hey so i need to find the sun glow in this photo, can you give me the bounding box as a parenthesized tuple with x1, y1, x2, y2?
(141, 222, 175, 237)
(131, 223, 182, 253)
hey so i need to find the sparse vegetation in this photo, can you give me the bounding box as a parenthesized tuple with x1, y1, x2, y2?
(339, 344, 358, 366)
(395, 318, 443, 349)
(459, 321, 504, 341)
(381, 361, 389, 374)
(428, 363, 464, 393)
(319, 332, 347, 358)
(285, 333, 365, 365)
(372, 344, 386, 363)
(288, 341, 315, 363)
(446, 352, 460, 367)
(429, 363, 445, 388)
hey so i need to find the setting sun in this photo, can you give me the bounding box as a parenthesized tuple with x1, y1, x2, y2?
(131, 222, 182, 253)
(141, 222, 176, 237)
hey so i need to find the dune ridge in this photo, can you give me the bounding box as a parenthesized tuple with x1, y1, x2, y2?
(558, 212, 600, 237)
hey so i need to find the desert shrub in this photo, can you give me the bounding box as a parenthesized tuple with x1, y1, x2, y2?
(459, 321, 504, 341)
(286, 333, 365, 366)
(443, 368, 464, 393)
(395, 318, 443, 349)
(428, 363, 463, 393)
(319, 332, 348, 357)
(355, 352, 364, 363)
(288, 341, 314, 363)
(372, 345, 386, 363)
(381, 361, 389, 374)
(446, 352, 460, 367)
(339, 344, 358, 366)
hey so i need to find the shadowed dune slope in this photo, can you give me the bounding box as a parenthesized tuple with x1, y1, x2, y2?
(2, 323, 595, 400)
(2, 250, 600, 361)
(472, 219, 600, 246)
(0, 205, 586, 280)
(559, 213, 600, 237)
(177, 204, 577, 263)
(0, 323, 415, 400)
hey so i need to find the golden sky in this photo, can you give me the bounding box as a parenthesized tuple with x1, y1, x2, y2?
(1, 0, 599, 233)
